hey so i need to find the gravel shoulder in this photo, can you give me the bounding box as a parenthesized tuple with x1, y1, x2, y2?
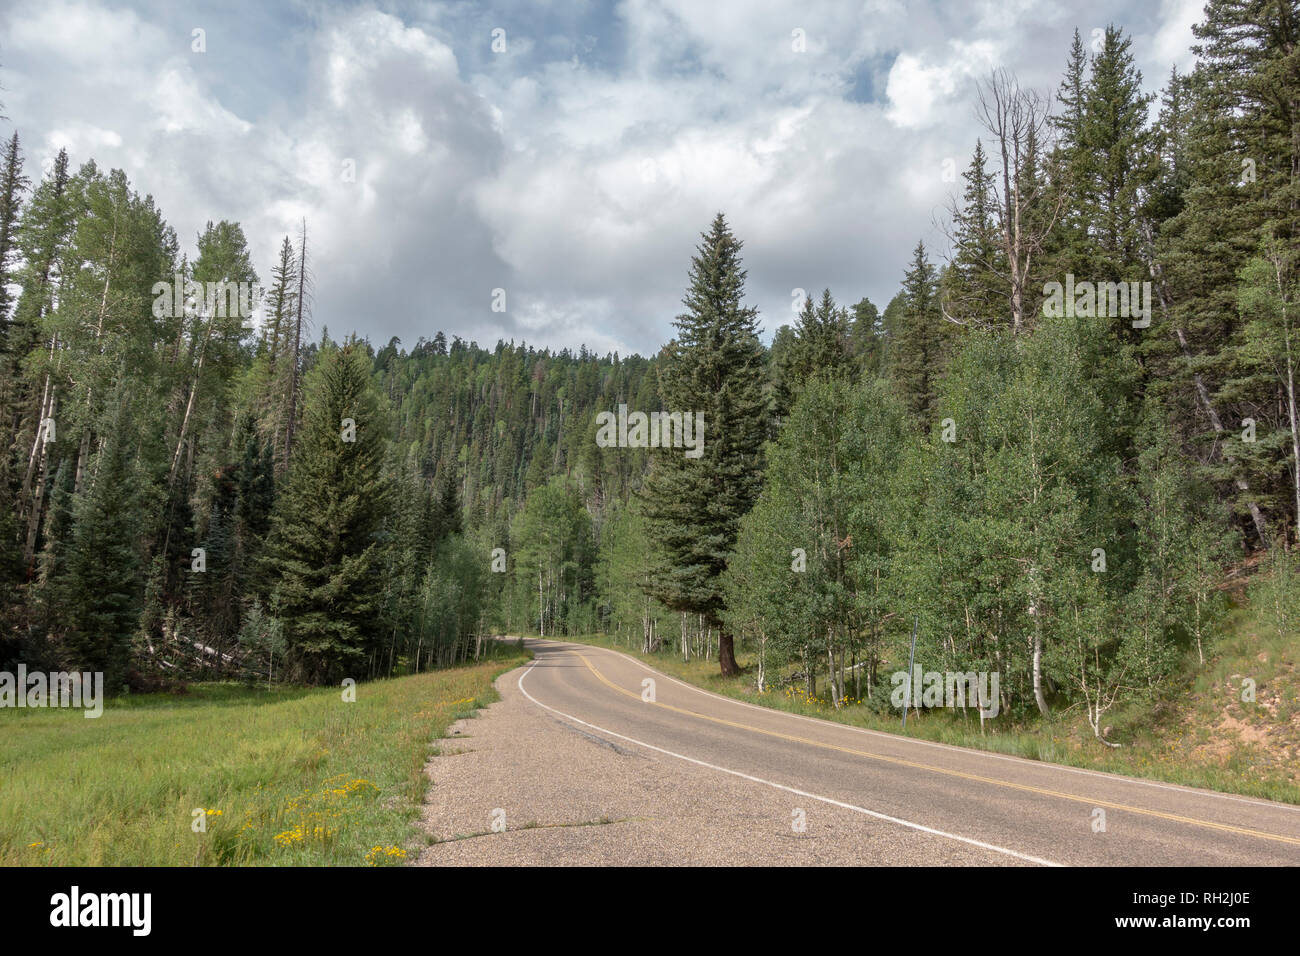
(413, 659, 1010, 866)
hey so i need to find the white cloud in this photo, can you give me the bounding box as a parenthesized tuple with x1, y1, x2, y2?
(1149, 0, 1203, 75)
(0, 0, 1209, 355)
(885, 40, 1000, 129)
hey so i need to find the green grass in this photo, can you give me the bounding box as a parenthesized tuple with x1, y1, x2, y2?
(0, 644, 530, 866)
(553, 626, 1300, 806)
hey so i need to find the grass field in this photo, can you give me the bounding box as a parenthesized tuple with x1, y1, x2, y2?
(0, 644, 530, 866)
(557, 599, 1300, 806)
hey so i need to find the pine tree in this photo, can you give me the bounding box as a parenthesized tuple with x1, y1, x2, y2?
(1046, 28, 1093, 281)
(283, 220, 311, 465)
(944, 140, 1006, 326)
(261, 341, 390, 683)
(52, 397, 143, 688)
(848, 296, 884, 375)
(890, 241, 945, 428)
(641, 213, 768, 675)
(1149, 67, 1191, 225)
(0, 131, 27, 331)
(0, 131, 28, 621)
(432, 465, 463, 539)
(768, 322, 799, 424)
(791, 288, 851, 381)
(1079, 25, 1158, 337)
(1151, 0, 1300, 549)
(1053, 28, 1089, 151)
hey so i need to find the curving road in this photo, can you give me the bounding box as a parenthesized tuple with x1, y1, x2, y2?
(418, 637, 1300, 866)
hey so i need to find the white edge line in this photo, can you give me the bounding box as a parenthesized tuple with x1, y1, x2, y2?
(517, 660, 1061, 868)
(537, 638, 1300, 816)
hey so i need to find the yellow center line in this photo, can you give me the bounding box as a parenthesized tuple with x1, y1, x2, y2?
(575, 652, 1300, 849)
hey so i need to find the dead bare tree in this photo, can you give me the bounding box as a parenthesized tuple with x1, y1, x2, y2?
(282, 218, 312, 466)
(947, 69, 1063, 334)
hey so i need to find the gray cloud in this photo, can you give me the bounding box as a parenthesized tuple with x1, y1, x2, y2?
(1, 0, 1203, 356)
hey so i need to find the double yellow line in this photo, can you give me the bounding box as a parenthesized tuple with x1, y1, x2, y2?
(577, 652, 1300, 849)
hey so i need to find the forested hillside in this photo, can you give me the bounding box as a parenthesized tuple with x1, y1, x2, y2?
(3, 4, 1300, 748)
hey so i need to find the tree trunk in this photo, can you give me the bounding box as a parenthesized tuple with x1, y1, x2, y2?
(284, 221, 308, 466)
(827, 643, 839, 709)
(22, 362, 54, 502)
(1032, 626, 1049, 717)
(718, 628, 739, 676)
(168, 319, 212, 485)
(1279, 260, 1300, 545)
(23, 437, 50, 566)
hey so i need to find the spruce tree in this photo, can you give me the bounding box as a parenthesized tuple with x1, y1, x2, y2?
(848, 296, 883, 375)
(768, 323, 799, 424)
(791, 288, 851, 381)
(1149, 67, 1191, 225)
(0, 131, 27, 332)
(261, 341, 390, 683)
(889, 241, 945, 429)
(641, 213, 767, 675)
(1079, 25, 1158, 339)
(944, 140, 1006, 326)
(1046, 28, 1094, 282)
(1152, 0, 1300, 548)
(53, 398, 143, 688)
(260, 234, 298, 465)
(0, 132, 28, 626)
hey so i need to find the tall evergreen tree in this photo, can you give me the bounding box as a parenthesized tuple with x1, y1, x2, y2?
(0, 131, 27, 617)
(641, 213, 768, 675)
(1046, 28, 1093, 281)
(1079, 25, 1158, 338)
(792, 288, 852, 382)
(51, 395, 143, 688)
(848, 296, 884, 375)
(0, 131, 27, 330)
(259, 234, 298, 468)
(261, 341, 390, 683)
(1152, 0, 1300, 548)
(944, 140, 1006, 326)
(890, 241, 946, 428)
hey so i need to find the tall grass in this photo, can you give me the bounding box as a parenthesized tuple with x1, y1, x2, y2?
(0, 646, 529, 866)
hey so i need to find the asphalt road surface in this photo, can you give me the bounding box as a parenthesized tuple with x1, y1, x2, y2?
(416, 638, 1300, 866)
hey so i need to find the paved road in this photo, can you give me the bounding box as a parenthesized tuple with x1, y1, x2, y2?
(418, 638, 1300, 866)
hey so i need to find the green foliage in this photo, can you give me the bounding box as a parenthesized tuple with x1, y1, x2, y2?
(509, 475, 594, 637)
(640, 213, 769, 672)
(49, 398, 144, 689)
(261, 342, 391, 683)
(4, 6, 1295, 741)
(724, 377, 906, 700)
(1151, 0, 1300, 549)
(597, 501, 673, 650)
(889, 241, 949, 428)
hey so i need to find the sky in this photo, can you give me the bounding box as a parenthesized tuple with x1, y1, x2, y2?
(0, 0, 1205, 358)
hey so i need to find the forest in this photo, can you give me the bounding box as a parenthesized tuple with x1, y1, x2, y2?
(3, 4, 1300, 745)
